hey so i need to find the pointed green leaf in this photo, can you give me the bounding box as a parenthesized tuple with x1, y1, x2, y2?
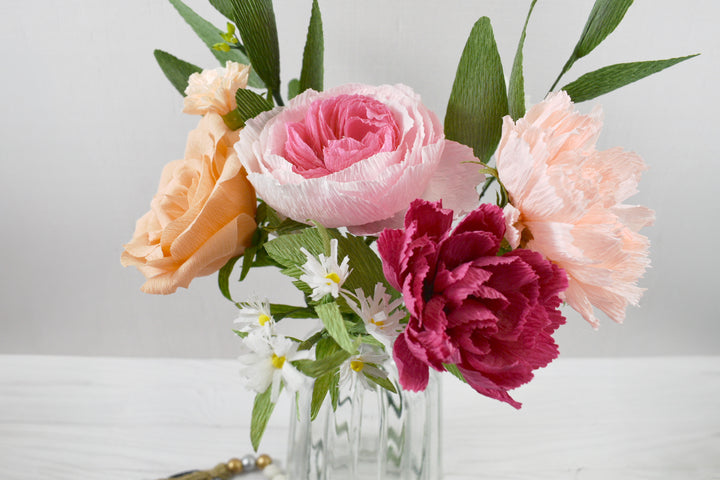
(561, 54, 699, 103)
(167, 0, 263, 88)
(550, 0, 634, 90)
(250, 386, 277, 451)
(269, 303, 316, 320)
(293, 349, 352, 377)
(445, 17, 508, 164)
(364, 373, 397, 394)
(315, 302, 355, 353)
(507, 0, 538, 121)
(218, 255, 241, 302)
(227, 0, 282, 101)
(209, 0, 234, 20)
(234, 88, 274, 123)
(310, 373, 332, 420)
(288, 78, 301, 100)
(443, 363, 467, 384)
(153, 49, 202, 96)
(299, 0, 324, 93)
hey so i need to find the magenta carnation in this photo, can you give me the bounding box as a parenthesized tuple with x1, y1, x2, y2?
(378, 199, 568, 408)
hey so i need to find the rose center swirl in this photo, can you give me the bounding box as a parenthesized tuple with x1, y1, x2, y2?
(283, 94, 401, 178)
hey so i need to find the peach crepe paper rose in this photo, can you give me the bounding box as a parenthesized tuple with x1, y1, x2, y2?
(234, 83, 484, 235)
(183, 61, 250, 116)
(122, 113, 257, 294)
(496, 91, 654, 327)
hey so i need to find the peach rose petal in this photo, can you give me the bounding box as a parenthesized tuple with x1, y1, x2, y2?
(122, 113, 257, 294)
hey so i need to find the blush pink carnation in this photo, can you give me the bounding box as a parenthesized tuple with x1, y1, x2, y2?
(234, 84, 484, 234)
(496, 91, 655, 327)
(378, 199, 568, 408)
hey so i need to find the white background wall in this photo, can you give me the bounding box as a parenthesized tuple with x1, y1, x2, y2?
(0, 0, 717, 358)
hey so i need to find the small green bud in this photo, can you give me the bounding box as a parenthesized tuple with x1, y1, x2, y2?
(212, 42, 231, 52)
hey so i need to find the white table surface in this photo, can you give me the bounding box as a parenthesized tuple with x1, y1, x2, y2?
(0, 355, 717, 480)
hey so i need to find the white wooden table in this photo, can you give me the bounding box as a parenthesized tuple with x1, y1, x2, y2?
(0, 355, 717, 479)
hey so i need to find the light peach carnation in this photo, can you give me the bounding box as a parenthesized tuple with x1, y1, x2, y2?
(183, 61, 250, 116)
(122, 113, 257, 294)
(496, 91, 654, 327)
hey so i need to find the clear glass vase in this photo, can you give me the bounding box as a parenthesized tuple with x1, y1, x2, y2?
(286, 370, 441, 480)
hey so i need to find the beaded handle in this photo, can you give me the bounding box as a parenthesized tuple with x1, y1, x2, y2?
(162, 453, 285, 480)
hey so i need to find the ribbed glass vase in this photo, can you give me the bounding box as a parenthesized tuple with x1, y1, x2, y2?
(286, 371, 441, 480)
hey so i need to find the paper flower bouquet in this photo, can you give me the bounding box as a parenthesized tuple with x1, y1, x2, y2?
(121, 0, 694, 477)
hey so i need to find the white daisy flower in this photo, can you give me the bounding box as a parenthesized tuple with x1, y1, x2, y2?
(299, 238, 351, 301)
(339, 344, 390, 391)
(344, 283, 405, 350)
(237, 331, 313, 402)
(234, 297, 275, 334)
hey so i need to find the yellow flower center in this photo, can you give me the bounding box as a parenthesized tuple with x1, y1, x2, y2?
(370, 317, 386, 327)
(258, 314, 271, 326)
(350, 360, 365, 372)
(271, 354, 286, 369)
(325, 272, 341, 284)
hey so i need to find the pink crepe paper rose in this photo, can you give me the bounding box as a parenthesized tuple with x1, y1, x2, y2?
(496, 91, 654, 327)
(234, 83, 484, 234)
(378, 199, 568, 408)
(121, 113, 257, 294)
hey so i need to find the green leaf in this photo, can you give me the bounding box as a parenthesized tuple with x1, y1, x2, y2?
(167, 0, 263, 88)
(288, 78, 301, 100)
(310, 372, 332, 420)
(443, 363, 467, 384)
(263, 228, 395, 301)
(550, 0, 634, 91)
(315, 302, 355, 353)
(153, 49, 202, 96)
(250, 386, 277, 451)
(445, 17, 508, 164)
(364, 373, 397, 394)
(294, 349, 352, 377)
(238, 245, 257, 281)
(209, 0, 234, 20)
(275, 218, 311, 235)
(218, 255, 241, 302)
(561, 55, 699, 103)
(269, 303, 317, 320)
(299, 0, 324, 93)
(264, 229, 325, 275)
(297, 331, 325, 351)
(227, 0, 282, 101)
(234, 88, 274, 123)
(507, 0, 538, 121)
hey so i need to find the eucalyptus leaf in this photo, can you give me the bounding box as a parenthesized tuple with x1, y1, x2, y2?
(561, 55, 699, 103)
(445, 17, 508, 164)
(550, 0, 634, 91)
(507, 0, 538, 121)
(218, 255, 241, 302)
(234, 88, 274, 123)
(315, 302, 355, 353)
(227, 0, 282, 102)
(153, 49, 202, 96)
(250, 386, 277, 451)
(299, 0, 324, 93)
(167, 0, 263, 88)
